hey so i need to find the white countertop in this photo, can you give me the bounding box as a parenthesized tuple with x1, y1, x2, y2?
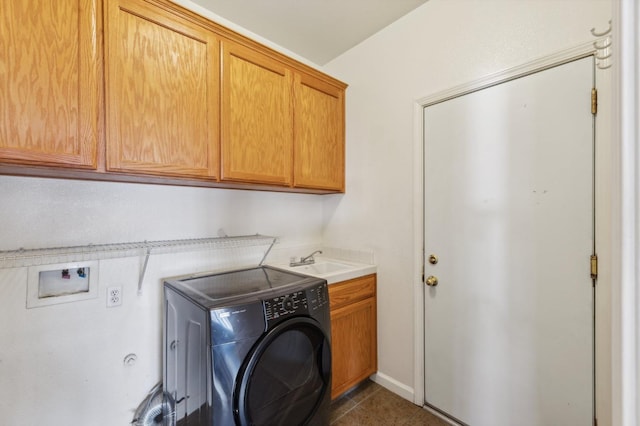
(268, 257, 376, 284)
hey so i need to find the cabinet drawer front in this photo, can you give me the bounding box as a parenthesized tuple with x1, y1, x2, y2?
(328, 274, 376, 310)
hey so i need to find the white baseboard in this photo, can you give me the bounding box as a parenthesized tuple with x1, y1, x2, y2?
(370, 372, 414, 402)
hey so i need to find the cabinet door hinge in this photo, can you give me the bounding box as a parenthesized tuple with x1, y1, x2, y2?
(591, 254, 598, 281)
(591, 88, 598, 115)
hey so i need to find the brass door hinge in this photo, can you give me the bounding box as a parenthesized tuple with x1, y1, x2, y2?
(591, 88, 598, 115)
(591, 254, 598, 280)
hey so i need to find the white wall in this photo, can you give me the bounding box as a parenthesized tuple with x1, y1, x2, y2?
(0, 176, 325, 425)
(0, 0, 616, 424)
(322, 0, 612, 419)
(0, 2, 330, 423)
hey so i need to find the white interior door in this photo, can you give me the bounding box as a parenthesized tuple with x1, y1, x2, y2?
(423, 57, 594, 426)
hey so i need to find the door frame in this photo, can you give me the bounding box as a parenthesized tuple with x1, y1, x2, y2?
(612, 1, 640, 424)
(411, 39, 611, 421)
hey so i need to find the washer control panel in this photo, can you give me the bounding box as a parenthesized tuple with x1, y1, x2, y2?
(306, 282, 329, 312)
(264, 290, 307, 321)
(263, 282, 329, 324)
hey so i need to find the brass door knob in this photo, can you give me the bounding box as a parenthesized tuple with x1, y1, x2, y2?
(425, 276, 438, 286)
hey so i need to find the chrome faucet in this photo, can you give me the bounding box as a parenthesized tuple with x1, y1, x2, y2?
(290, 250, 323, 266)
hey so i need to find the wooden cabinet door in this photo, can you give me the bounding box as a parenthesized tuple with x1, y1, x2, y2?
(294, 74, 345, 191)
(221, 41, 293, 185)
(105, 0, 219, 178)
(330, 296, 378, 399)
(0, 0, 99, 168)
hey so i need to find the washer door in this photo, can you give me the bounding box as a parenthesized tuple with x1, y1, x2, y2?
(234, 317, 331, 426)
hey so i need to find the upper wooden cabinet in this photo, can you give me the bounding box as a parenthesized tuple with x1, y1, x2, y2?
(220, 41, 346, 190)
(0, 0, 347, 193)
(294, 74, 345, 191)
(0, 0, 100, 169)
(220, 40, 293, 186)
(104, 0, 220, 179)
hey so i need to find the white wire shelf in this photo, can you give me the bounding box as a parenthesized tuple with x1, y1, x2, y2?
(0, 234, 278, 269)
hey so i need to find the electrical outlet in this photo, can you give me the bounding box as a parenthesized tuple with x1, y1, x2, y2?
(107, 286, 122, 307)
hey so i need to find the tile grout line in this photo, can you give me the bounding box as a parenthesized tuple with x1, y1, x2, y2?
(330, 382, 383, 424)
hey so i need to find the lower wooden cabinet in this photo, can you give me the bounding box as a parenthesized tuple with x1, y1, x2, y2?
(328, 274, 377, 399)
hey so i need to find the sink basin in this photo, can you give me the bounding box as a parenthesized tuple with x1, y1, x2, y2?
(292, 261, 353, 275)
(270, 257, 376, 284)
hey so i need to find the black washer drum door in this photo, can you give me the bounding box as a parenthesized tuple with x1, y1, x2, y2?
(234, 317, 331, 426)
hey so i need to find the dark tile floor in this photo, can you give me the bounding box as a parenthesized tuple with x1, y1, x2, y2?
(330, 380, 451, 425)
